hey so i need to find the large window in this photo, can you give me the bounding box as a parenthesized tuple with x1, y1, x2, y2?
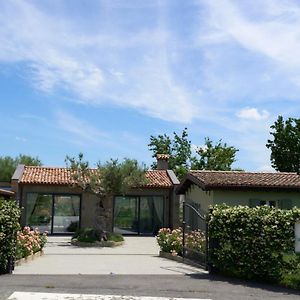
(114, 196, 165, 235)
(26, 193, 80, 234)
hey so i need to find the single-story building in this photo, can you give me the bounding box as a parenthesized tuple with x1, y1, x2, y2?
(11, 155, 180, 235)
(177, 170, 300, 216)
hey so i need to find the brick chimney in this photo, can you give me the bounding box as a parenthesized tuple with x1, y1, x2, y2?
(156, 154, 170, 170)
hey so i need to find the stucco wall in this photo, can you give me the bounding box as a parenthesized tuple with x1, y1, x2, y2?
(184, 184, 213, 214)
(213, 190, 300, 208)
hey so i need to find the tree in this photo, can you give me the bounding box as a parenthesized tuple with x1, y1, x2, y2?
(65, 153, 148, 232)
(0, 154, 42, 181)
(191, 137, 238, 171)
(65, 153, 148, 196)
(266, 116, 300, 174)
(149, 128, 240, 176)
(148, 128, 191, 179)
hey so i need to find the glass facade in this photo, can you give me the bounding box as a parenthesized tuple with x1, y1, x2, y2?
(26, 193, 80, 234)
(114, 196, 165, 235)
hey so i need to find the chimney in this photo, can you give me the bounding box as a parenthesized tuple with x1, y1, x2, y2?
(156, 154, 170, 170)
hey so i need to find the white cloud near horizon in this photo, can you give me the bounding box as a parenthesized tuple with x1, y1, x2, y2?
(237, 107, 270, 121)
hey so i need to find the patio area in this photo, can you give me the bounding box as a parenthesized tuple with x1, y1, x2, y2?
(13, 236, 206, 275)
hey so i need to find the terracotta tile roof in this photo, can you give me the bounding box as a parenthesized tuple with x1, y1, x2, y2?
(20, 166, 173, 188)
(177, 170, 300, 193)
(143, 170, 173, 188)
(156, 154, 170, 161)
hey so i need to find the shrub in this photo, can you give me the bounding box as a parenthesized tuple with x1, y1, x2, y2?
(0, 198, 21, 273)
(156, 227, 206, 256)
(107, 232, 124, 242)
(72, 228, 124, 243)
(15, 226, 47, 260)
(208, 205, 300, 282)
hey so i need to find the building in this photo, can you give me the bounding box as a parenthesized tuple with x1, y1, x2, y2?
(11, 155, 180, 235)
(177, 171, 300, 216)
(0, 181, 15, 199)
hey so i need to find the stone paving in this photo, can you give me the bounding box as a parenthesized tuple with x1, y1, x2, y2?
(13, 236, 206, 275)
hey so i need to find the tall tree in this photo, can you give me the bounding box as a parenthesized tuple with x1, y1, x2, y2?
(0, 154, 42, 181)
(148, 128, 191, 179)
(191, 138, 238, 171)
(266, 116, 300, 174)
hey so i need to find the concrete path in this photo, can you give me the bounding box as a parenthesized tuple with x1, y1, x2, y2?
(13, 236, 206, 275)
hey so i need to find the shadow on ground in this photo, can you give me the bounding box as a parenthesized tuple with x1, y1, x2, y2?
(188, 272, 300, 296)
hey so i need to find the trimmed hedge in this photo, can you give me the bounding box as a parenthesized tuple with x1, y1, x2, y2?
(208, 205, 300, 282)
(0, 198, 20, 274)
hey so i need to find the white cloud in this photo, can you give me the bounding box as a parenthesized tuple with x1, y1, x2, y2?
(15, 136, 27, 142)
(0, 0, 198, 123)
(236, 107, 270, 121)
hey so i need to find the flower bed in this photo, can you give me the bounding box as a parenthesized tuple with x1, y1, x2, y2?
(156, 227, 206, 257)
(15, 227, 47, 260)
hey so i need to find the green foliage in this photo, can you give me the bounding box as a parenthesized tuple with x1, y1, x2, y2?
(73, 228, 99, 243)
(0, 154, 42, 181)
(107, 232, 124, 242)
(149, 129, 239, 178)
(208, 205, 300, 282)
(281, 254, 300, 289)
(191, 138, 238, 171)
(72, 228, 124, 243)
(156, 227, 206, 256)
(148, 128, 192, 179)
(65, 153, 148, 196)
(0, 198, 21, 273)
(266, 115, 300, 174)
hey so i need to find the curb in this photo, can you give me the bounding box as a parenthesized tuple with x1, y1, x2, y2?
(159, 251, 208, 271)
(15, 250, 44, 266)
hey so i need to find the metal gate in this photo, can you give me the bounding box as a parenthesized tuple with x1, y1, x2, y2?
(182, 201, 208, 270)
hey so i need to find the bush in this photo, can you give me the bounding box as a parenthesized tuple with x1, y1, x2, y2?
(107, 232, 124, 242)
(15, 226, 47, 260)
(0, 198, 21, 273)
(72, 228, 124, 243)
(208, 205, 300, 282)
(156, 227, 206, 256)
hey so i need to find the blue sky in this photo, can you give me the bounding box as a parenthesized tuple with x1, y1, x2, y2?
(1, 0, 300, 171)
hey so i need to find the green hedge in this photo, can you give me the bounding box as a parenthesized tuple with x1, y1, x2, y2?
(208, 205, 300, 282)
(0, 198, 20, 273)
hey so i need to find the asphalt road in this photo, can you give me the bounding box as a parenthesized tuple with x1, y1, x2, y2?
(0, 274, 299, 300)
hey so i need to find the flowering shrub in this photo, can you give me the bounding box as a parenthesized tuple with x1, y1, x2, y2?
(156, 227, 206, 256)
(209, 205, 300, 282)
(16, 227, 47, 260)
(0, 199, 20, 273)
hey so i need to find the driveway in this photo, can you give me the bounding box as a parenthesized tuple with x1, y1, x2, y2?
(13, 236, 206, 275)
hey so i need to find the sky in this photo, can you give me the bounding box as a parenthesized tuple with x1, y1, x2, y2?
(0, 0, 299, 171)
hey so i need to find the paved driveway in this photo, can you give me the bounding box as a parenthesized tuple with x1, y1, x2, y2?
(13, 236, 206, 275)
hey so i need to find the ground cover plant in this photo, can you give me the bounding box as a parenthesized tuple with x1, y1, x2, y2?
(72, 228, 124, 244)
(156, 227, 206, 256)
(208, 205, 300, 287)
(0, 198, 20, 273)
(15, 226, 47, 260)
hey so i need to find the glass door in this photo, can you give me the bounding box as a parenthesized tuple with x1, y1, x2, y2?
(26, 193, 52, 233)
(114, 196, 139, 234)
(53, 195, 80, 233)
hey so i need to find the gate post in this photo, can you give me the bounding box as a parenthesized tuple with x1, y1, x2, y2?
(182, 200, 186, 261)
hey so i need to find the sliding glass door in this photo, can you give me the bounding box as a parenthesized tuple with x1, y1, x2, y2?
(114, 196, 164, 235)
(26, 193, 80, 234)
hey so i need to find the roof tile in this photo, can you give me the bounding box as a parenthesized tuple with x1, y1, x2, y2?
(20, 166, 173, 188)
